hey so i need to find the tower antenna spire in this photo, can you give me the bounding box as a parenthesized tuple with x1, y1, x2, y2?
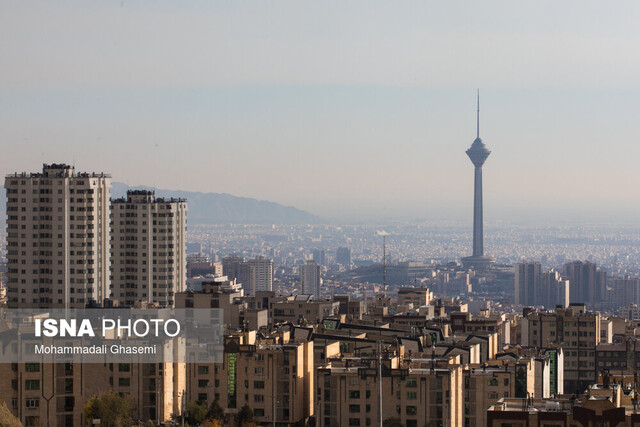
(476, 89, 480, 139)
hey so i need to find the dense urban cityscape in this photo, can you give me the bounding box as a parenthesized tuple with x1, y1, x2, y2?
(4, 2, 640, 426)
(2, 136, 640, 427)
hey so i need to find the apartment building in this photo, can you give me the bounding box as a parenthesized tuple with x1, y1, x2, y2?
(522, 304, 600, 394)
(0, 360, 185, 425)
(221, 255, 273, 295)
(272, 295, 340, 325)
(397, 287, 433, 307)
(487, 382, 638, 427)
(4, 164, 111, 308)
(110, 190, 187, 307)
(185, 331, 314, 425)
(301, 260, 321, 299)
(317, 358, 463, 427)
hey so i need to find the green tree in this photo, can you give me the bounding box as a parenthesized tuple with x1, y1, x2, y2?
(207, 399, 225, 421)
(383, 418, 404, 427)
(236, 404, 254, 426)
(186, 400, 208, 425)
(84, 392, 135, 427)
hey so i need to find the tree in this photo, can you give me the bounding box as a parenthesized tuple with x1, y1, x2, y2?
(186, 400, 208, 425)
(383, 418, 404, 427)
(236, 404, 255, 426)
(84, 392, 135, 427)
(207, 399, 225, 421)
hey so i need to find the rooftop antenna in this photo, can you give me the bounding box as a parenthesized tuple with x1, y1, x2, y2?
(476, 89, 480, 139)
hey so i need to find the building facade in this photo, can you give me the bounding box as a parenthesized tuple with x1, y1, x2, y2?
(110, 190, 187, 307)
(301, 260, 321, 299)
(4, 164, 111, 308)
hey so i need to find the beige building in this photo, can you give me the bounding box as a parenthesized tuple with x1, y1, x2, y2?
(522, 304, 600, 394)
(176, 278, 270, 331)
(4, 164, 111, 308)
(272, 295, 340, 325)
(464, 365, 522, 427)
(110, 190, 187, 307)
(0, 362, 185, 426)
(185, 331, 314, 425)
(0, 350, 186, 427)
(397, 287, 433, 308)
(317, 359, 463, 427)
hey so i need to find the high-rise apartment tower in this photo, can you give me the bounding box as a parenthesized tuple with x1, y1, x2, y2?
(4, 164, 111, 308)
(301, 260, 321, 299)
(110, 190, 187, 307)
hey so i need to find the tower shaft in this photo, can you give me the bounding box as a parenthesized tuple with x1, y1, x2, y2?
(472, 166, 484, 257)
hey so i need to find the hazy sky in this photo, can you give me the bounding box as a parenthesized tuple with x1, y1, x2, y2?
(2, 1, 640, 222)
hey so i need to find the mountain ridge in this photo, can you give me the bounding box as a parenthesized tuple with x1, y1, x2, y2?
(0, 183, 322, 225)
(111, 183, 321, 224)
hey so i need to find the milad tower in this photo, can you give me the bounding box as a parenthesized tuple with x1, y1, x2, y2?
(462, 92, 496, 270)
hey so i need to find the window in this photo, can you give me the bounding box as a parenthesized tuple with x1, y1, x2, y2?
(119, 363, 130, 372)
(406, 378, 417, 387)
(406, 406, 418, 415)
(407, 391, 417, 400)
(25, 363, 40, 372)
(119, 378, 130, 387)
(253, 381, 265, 389)
(198, 366, 209, 375)
(198, 380, 209, 387)
(349, 419, 361, 426)
(349, 405, 360, 413)
(488, 378, 498, 386)
(25, 416, 40, 427)
(349, 391, 360, 399)
(26, 398, 39, 409)
(198, 393, 207, 402)
(25, 380, 40, 390)
(254, 395, 264, 402)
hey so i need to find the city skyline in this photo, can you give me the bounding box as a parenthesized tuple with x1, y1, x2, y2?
(5, 3, 640, 426)
(2, 1, 640, 222)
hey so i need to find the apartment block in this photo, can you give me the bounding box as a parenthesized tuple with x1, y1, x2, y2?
(397, 287, 433, 307)
(608, 277, 640, 312)
(515, 262, 569, 308)
(563, 260, 606, 309)
(522, 304, 600, 394)
(301, 260, 321, 299)
(0, 360, 185, 426)
(317, 359, 463, 427)
(4, 164, 111, 308)
(110, 190, 187, 307)
(185, 331, 314, 425)
(272, 295, 340, 325)
(221, 255, 273, 295)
